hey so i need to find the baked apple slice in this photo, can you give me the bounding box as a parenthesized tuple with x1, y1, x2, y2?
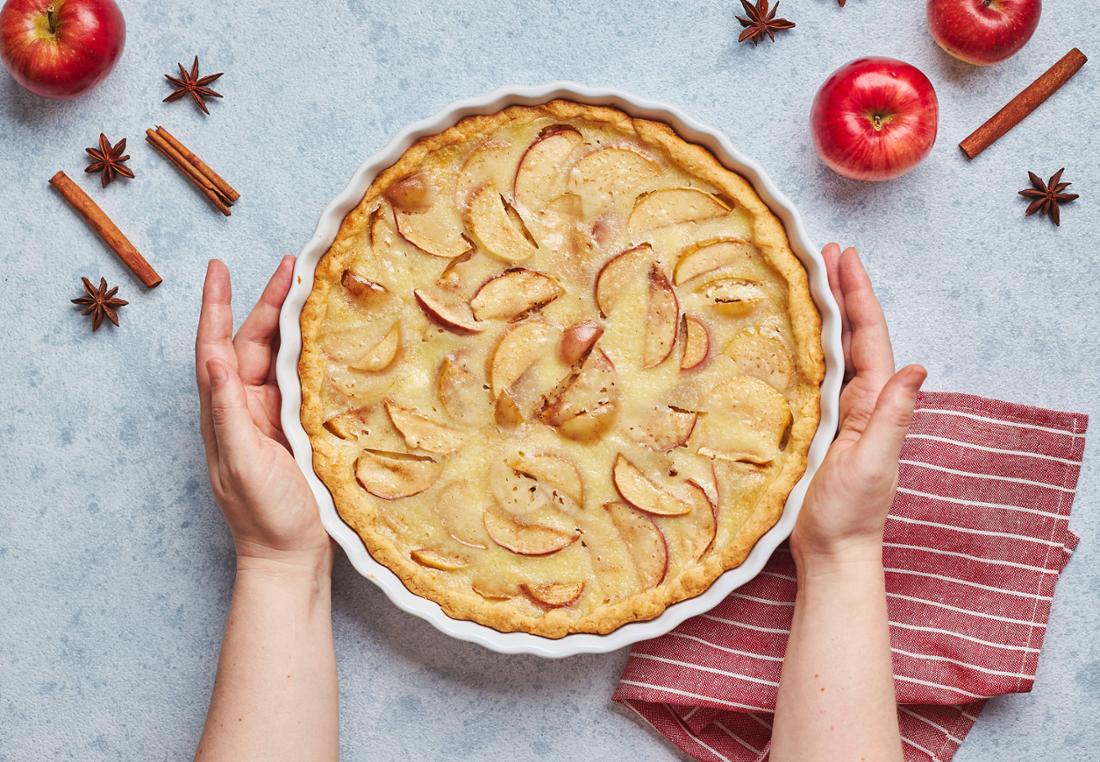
(323, 406, 372, 440)
(680, 315, 711, 371)
(489, 459, 551, 517)
(384, 173, 432, 211)
(673, 238, 756, 285)
(643, 264, 679, 369)
(436, 354, 486, 424)
(680, 480, 718, 561)
(723, 328, 795, 391)
(559, 319, 604, 365)
(341, 269, 389, 304)
(482, 510, 579, 556)
(355, 449, 442, 500)
(414, 288, 484, 334)
(699, 276, 766, 314)
(384, 400, 465, 455)
(494, 389, 524, 428)
(394, 183, 473, 259)
(469, 268, 563, 321)
(521, 581, 586, 609)
(410, 548, 468, 571)
(349, 323, 401, 372)
(538, 349, 620, 443)
(630, 406, 698, 452)
(513, 124, 584, 211)
(507, 451, 584, 507)
(567, 146, 661, 216)
(489, 320, 559, 398)
(436, 480, 490, 549)
(696, 375, 792, 464)
(595, 244, 652, 317)
(612, 454, 693, 516)
(604, 501, 669, 589)
(465, 185, 539, 263)
(627, 187, 730, 235)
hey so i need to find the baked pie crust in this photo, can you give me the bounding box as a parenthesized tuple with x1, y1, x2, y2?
(299, 101, 823, 637)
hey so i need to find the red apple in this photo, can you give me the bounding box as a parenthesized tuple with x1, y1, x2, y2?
(811, 57, 939, 182)
(928, 0, 1041, 66)
(0, 0, 124, 99)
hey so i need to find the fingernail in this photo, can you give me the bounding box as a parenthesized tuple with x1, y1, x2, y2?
(207, 359, 228, 385)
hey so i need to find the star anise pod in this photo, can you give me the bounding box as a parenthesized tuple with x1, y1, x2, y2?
(163, 56, 224, 115)
(84, 133, 134, 188)
(736, 0, 795, 45)
(1018, 168, 1079, 226)
(72, 277, 128, 331)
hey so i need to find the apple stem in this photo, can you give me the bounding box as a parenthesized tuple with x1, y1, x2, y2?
(46, 4, 58, 34)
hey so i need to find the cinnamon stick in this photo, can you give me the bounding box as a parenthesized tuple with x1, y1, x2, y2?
(49, 171, 162, 288)
(155, 126, 240, 203)
(960, 48, 1088, 159)
(145, 129, 232, 216)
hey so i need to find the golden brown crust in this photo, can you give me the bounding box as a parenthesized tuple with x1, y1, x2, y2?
(298, 101, 824, 637)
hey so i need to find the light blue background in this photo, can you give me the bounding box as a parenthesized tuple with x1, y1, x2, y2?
(1, 1, 1098, 759)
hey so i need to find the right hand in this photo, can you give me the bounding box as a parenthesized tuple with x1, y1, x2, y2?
(791, 245, 926, 568)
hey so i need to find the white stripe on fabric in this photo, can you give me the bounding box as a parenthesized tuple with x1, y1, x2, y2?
(632, 653, 781, 687)
(884, 542, 1059, 575)
(884, 567, 1053, 600)
(712, 719, 762, 755)
(892, 647, 1036, 680)
(901, 734, 943, 761)
(680, 706, 700, 722)
(746, 712, 773, 731)
(887, 513, 1067, 547)
(899, 459, 1077, 493)
(905, 433, 1083, 465)
(759, 571, 797, 582)
(961, 710, 980, 722)
(899, 706, 964, 744)
(896, 487, 1069, 521)
(667, 632, 785, 663)
(915, 408, 1078, 436)
(667, 705, 735, 762)
(731, 593, 795, 607)
(894, 674, 988, 699)
(618, 680, 772, 713)
(701, 615, 790, 635)
(887, 592, 1043, 627)
(889, 622, 1041, 653)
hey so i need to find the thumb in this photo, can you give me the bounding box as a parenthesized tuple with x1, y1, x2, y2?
(206, 358, 260, 468)
(855, 364, 927, 465)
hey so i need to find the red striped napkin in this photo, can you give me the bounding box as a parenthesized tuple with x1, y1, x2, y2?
(613, 392, 1087, 762)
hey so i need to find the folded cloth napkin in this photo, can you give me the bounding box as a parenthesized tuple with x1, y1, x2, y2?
(613, 392, 1087, 762)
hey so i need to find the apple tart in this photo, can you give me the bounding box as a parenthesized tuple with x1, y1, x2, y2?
(299, 101, 824, 637)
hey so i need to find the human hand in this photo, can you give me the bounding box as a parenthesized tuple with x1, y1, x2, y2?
(196, 257, 332, 572)
(791, 245, 926, 569)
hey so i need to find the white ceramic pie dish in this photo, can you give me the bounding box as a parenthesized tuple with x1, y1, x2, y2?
(277, 82, 843, 657)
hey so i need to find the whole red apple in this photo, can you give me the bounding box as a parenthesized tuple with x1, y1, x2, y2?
(0, 0, 125, 99)
(810, 58, 939, 182)
(928, 0, 1041, 66)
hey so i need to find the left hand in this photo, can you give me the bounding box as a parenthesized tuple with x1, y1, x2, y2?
(195, 257, 332, 568)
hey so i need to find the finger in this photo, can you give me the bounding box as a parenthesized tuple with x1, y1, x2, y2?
(196, 260, 237, 458)
(839, 248, 893, 387)
(206, 358, 261, 467)
(234, 255, 295, 385)
(855, 364, 927, 465)
(822, 243, 852, 374)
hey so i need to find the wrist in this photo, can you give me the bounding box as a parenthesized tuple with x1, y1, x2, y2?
(235, 542, 334, 582)
(790, 536, 883, 579)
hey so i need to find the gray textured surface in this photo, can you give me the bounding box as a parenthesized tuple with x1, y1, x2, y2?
(1, 1, 1097, 760)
